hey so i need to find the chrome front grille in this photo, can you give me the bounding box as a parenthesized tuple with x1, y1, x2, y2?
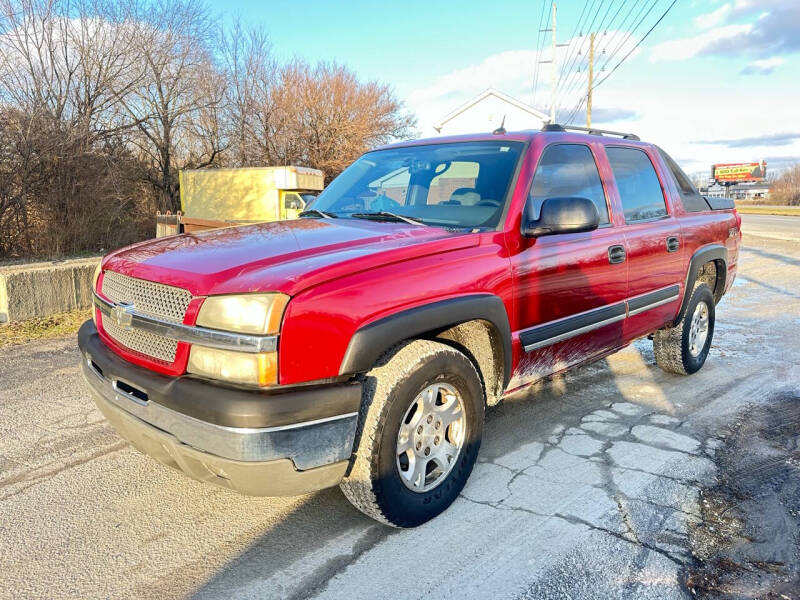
(100, 271, 193, 363)
(101, 271, 192, 323)
(102, 319, 178, 362)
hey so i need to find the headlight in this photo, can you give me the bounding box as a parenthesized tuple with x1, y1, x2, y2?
(192, 293, 288, 386)
(188, 347, 277, 387)
(196, 293, 289, 335)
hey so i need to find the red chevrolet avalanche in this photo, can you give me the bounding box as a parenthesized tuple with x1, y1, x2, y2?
(79, 125, 741, 527)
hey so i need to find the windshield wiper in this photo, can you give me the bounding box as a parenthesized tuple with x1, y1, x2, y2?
(350, 211, 428, 226)
(299, 209, 337, 219)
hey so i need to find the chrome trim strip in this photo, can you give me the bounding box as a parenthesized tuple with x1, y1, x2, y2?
(93, 292, 277, 353)
(82, 357, 357, 467)
(523, 313, 626, 352)
(627, 292, 680, 317)
(521, 283, 682, 352)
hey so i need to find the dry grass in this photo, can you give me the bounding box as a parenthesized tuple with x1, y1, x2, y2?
(0, 309, 91, 347)
(735, 205, 800, 216)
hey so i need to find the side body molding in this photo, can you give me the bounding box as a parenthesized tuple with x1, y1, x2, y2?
(339, 294, 513, 386)
(674, 244, 727, 326)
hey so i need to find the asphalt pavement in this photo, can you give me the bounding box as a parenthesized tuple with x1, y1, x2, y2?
(1, 230, 799, 599)
(740, 212, 799, 242)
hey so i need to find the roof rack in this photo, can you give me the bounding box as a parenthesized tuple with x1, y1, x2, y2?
(541, 123, 640, 141)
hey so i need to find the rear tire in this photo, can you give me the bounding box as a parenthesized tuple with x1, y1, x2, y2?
(340, 339, 484, 527)
(654, 283, 715, 375)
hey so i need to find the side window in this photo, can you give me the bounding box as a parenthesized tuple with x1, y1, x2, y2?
(657, 147, 710, 212)
(529, 144, 609, 224)
(606, 147, 668, 222)
(428, 161, 480, 205)
(369, 167, 410, 206)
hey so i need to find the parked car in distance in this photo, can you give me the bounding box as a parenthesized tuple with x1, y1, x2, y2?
(79, 124, 741, 527)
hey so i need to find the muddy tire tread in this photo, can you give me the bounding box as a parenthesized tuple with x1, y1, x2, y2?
(340, 339, 482, 527)
(654, 282, 713, 375)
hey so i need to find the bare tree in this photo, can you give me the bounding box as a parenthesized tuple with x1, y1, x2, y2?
(119, 0, 223, 212)
(219, 18, 279, 167)
(220, 46, 416, 179)
(0, 0, 417, 258)
(771, 164, 800, 206)
(277, 60, 415, 180)
(0, 0, 155, 255)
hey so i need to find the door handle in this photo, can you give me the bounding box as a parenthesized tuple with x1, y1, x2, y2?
(666, 236, 680, 253)
(608, 245, 626, 264)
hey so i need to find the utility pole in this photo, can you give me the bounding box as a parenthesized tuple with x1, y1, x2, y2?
(586, 32, 595, 128)
(538, 3, 568, 123)
(550, 2, 557, 123)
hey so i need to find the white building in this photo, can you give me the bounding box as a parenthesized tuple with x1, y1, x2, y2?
(432, 88, 549, 136)
(703, 182, 771, 200)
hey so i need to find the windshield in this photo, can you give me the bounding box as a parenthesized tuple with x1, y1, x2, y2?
(310, 141, 524, 229)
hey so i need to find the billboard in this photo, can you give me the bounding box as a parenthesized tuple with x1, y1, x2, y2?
(711, 161, 767, 183)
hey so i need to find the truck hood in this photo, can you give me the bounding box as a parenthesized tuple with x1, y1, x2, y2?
(102, 218, 477, 296)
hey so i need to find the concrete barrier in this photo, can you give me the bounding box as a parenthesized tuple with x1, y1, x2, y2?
(0, 257, 100, 323)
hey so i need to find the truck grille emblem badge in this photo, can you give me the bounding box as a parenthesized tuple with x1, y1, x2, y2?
(112, 303, 135, 329)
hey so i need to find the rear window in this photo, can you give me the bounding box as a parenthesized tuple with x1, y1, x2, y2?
(657, 148, 710, 213)
(606, 146, 668, 223)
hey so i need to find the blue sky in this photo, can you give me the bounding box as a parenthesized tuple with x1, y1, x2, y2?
(206, 1, 800, 175)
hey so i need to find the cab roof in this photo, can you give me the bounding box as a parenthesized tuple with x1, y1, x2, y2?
(374, 124, 646, 152)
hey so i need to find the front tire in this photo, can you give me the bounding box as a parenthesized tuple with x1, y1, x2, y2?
(340, 339, 484, 527)
(654, 283, 715, 375)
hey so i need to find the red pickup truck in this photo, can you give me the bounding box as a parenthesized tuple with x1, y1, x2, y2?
(78, 124, 741, 527)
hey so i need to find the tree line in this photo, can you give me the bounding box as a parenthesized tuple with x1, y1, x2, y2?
(0, 0, 415, 258)
(769, 164, 800, 206)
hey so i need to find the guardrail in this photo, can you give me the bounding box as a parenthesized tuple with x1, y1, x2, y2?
(0, 257, 100, 324)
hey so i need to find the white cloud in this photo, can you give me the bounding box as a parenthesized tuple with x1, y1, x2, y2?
(653, 2, 800, 62)
(407, 31, 638, 135)
(740, 56, 786, 75)
(404, 44, 800, 174)
(649, 23, 752, 62)
(693, 4, 732, 29)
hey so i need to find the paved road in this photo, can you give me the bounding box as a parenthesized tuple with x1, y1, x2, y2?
(740, 212, 799, 241)
(1, 233, 799, 599)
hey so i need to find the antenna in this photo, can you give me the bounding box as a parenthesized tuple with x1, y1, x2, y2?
(492, 115, 507, 135)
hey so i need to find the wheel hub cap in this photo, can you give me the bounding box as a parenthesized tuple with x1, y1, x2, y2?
(688, 301, 709, 357)
(396, 382, 466, 493)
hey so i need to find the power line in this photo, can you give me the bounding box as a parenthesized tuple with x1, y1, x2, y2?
(530, 1, 550, 108)
(565, 0, 671, 124)
(563, 1, 658, 124)
(556, 0, 637, 117)
(554, 0, 630, 120)
(596, 0, 660, 74)
(592, 0, 678, 91)
(553, 0, 604, 103)
(551, 0, 594, 101)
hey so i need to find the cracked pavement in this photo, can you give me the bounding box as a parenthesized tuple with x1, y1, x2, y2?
(1, 217, 799, 599)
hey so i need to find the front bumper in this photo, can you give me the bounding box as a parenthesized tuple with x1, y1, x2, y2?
(78, 320, 361, 496)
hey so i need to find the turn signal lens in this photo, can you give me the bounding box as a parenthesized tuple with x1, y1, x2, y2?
(187, 347, 277, 387)
(92, 263, 102, 291)
(92, 263, 102, 325)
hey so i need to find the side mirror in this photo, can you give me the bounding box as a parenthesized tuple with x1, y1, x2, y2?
(522, 196, 600, 237)
(284, 195, 303, 210)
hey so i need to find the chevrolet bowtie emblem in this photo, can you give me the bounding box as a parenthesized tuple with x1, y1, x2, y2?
(112, 303, 135, 329)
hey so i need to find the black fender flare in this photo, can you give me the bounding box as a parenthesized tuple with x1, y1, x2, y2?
(674, 244, 727, 325)
(339, 294, 512, 387)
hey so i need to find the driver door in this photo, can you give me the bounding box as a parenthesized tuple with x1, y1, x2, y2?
(509, 143, 628, 388)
